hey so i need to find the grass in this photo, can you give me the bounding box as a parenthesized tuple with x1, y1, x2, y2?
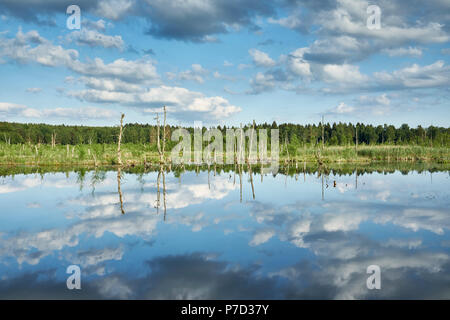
(0, 143, 448, 166)
(286, 145, 449, 163)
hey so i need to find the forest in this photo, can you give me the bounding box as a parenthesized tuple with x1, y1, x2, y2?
(1, 121, 448, 147)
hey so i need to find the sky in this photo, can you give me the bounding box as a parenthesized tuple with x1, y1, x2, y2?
(0, 0, 449, 128)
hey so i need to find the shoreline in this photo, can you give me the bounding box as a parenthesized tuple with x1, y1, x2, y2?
(0, 144, 448, 166)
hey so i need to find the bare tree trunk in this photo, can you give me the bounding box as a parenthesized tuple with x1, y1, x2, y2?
(249, 167, 255, 199)
(117, 167, 125, 214)
(248, 120, 255, 163)
(51, 131, 56, 148)
(162, 169, 167, 221)
(117, 114, 125, 166)
(321, 115, 324, 150)
(239, 163, 242, 203)
(321, 172, 324, 201)
(239, 123, 244, 164)
(248, 120, 256, 199)
(156, 169, 161, 214)
(92, 152, 97, 167)
(162, 106, 166, 164)
(156, 113, 162, 163)
(285, 136, 290, 163)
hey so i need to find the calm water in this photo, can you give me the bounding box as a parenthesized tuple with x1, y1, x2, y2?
(0, 166, 449, 299)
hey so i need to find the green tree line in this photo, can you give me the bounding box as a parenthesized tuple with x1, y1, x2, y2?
(0, 121, 448, 147)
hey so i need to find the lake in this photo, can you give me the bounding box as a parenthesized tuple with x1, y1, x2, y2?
(0, 164, 449, 299)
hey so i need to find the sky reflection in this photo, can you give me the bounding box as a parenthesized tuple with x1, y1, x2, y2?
(0, 167, 449, 299)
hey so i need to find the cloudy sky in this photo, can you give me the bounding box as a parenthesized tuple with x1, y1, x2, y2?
(0, 0, 449, 127)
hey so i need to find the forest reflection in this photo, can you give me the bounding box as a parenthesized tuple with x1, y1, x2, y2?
(109, 161, 448, 217)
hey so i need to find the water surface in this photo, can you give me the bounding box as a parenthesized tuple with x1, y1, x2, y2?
(0, 165, 449, 299)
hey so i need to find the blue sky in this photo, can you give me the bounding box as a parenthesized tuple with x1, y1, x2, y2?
(0, 0, 449, 127)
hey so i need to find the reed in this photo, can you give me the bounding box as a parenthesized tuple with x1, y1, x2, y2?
(0, 143, 447, 166)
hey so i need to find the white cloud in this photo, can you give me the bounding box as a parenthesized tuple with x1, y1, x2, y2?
(382, 46, 423, 57)
(70, 86, 241, 121)
(322, 64, 368, 84)
(0, 102, 118, 120)
(249, 49, 276, 67)
(328, 102, 355, 114)
(374, 60, 450, 89)
(213, 71, 236, 81)
(238, 63, 251, 70)
(326, 94, 393, 117)
(82, 19, 107, 32)
(286, 48, 311, 77)
(249, 229, 275, 246)
(170, 64, 209, 83)
(70, 57, 160, 84)
(268, 10, 303, 30)
(0, 102, 27, 117)
(26, 87, 42, 94)
(0, 28, 78, 67)
(248, 72, 276, 94)
(318, 2, 450, 46)
(94, 0, 134, 20)
(80, 77, 143, 93)
(67, 29, 124, 50)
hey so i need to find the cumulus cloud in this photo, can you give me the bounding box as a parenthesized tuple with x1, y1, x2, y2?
(322, 63, 368, 84)
(141, 0, 275, 42)
(326, 94, 393, 117)
(382, 46, 423, 57)
(67, 29, 124, 50)
(249, 229, 275, 246)
(243, 0, 450, 95)
(326, 102, 355, 115)
(247, 72, 277, 94)
(0, 29, 157, 84)
(249, 49, 276, 67)
(69, 85, 240, 121)
(373, 60, 450, 89)
(82, 19, 108, 32)
(0, 28, 241, 121)
(70, 57, 160, 84)
(0, 102, 28, 118)
(0, 28, 78, 67)
(0, 102, 118, 120)
(268, 9, 304, 31)
(94, 0, 134, 20)
(286, 48, 312, 77)
(80, 77, 143, 93)
(167, 64, 209, 83)
(0, 0, 278, 42)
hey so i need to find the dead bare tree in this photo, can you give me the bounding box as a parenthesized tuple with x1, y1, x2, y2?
(162, 168, 167, 221)
(155, 113, 162, 163)
(117, 114, 125, 166)
(155, 106, 167, 165)
(51, 131, 56, 148)
(162, 105, 167, 164)
(117, 167, 125, 214)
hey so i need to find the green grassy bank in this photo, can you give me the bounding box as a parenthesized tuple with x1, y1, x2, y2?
(0, 143, 448, 166)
